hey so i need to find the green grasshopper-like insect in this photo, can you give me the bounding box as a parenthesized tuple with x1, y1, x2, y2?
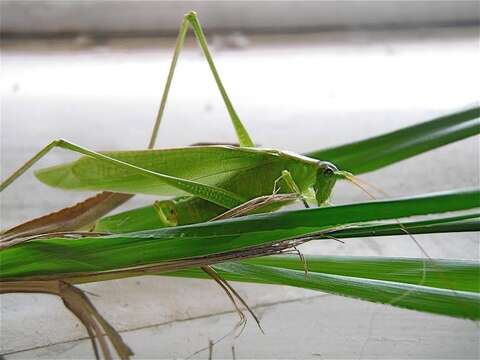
(2, 11, 474, 360)
(1, 11, 350, 234)
(0, 11, 355, 359)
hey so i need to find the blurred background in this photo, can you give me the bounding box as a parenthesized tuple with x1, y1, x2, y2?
(1, 1, 479, 359)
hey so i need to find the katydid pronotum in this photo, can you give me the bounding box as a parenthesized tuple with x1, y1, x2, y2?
(0, 10, 440, 360)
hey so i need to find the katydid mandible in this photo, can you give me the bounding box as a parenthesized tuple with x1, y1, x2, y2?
(0, 11, 348, 232)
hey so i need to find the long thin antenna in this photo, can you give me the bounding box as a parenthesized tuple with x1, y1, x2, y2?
(343, 173, 474, 317)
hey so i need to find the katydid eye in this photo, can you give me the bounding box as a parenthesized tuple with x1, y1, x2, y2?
(324, 167, 334, 175)
(318, 161, 338, 176)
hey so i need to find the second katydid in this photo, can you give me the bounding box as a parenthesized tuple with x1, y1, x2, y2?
(1, 11, 348, 234)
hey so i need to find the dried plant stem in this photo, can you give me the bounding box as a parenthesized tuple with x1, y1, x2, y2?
(212, 193, 299, 221)
(0, 280, 133, 360)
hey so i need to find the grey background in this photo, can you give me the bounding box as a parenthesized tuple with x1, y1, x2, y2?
(1, 0, 479, 36)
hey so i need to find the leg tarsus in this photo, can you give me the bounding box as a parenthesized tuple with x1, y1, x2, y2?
(1, 140, 58, 192)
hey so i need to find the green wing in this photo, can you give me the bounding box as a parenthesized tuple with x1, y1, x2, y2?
(35, 146, 279, 196)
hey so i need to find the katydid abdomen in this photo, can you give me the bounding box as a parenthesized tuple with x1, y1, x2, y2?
(95, 181, 299, 234)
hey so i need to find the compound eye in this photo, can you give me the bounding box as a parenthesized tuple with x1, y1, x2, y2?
(323, 167, 334, 175)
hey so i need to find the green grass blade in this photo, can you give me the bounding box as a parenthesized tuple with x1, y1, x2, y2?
(1, 188, 478, 280)
(242, 255, 480, 293)
(95, 200, 479, 236)
(167, 261, 480, 320)
(168, 255, 480, 292)
(305, 105, 480, 174)
(327, 213, 480, 238)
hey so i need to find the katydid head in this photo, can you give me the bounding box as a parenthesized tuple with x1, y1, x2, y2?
(153, 200, 178, 227)
(313, 163, 377, 205)
(313, 161, 339, 205)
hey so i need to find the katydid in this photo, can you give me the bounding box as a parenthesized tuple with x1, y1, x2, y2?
(0, 11, 347, 235)
(0, 12, 347, 357)
(0, 11, 472, 360)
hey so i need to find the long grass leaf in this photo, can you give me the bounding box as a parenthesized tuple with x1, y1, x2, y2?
(1, 188, 478, 280)
(167, 261, 480, 320)
(305, 105, 480, 174)
(327, 213, 480, 238)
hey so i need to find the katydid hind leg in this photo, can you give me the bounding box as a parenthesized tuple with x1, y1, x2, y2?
(149, 16, 189, 149)
(185, 11, 254, 148)
(1, 17, 190, 235)
(150, 11, 255, 149)
(2, 11, 254, 239)
(97, 10, 259, 232)
(1, 139, 245, 209)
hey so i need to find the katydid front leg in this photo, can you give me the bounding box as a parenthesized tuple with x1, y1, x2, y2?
(274, 170, 312, 208)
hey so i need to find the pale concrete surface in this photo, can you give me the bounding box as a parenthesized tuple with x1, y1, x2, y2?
(5, 294, 480, 359)
(1, 26, 479, 359)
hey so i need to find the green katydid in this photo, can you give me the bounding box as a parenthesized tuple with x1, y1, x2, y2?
(0, 12, 350, 352)
(0, 11, 348, 235)
(1, 12, 477, 359)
